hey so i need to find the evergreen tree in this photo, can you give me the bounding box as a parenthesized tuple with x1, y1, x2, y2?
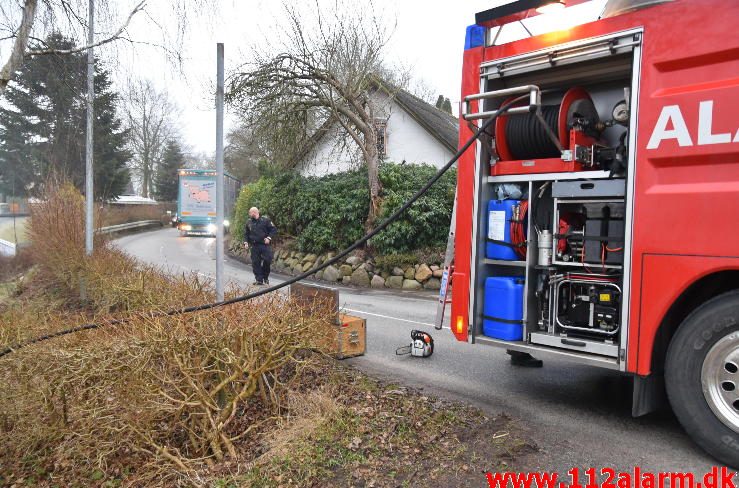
(0, 33, 130, 199)
(434, 95, 452, 114)
(153, 139, 184, 201)
(441, 97, 452, 115)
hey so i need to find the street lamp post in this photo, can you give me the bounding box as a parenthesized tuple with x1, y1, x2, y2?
(215, 43, 225, 301)
(85, 0, 94, 256)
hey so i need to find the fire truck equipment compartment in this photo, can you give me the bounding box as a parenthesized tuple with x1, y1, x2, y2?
(483, 277, 525, 341)
(486, 199, 521, 260)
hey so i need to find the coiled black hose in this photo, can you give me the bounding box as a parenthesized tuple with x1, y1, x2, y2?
(504, 105, 560, 160)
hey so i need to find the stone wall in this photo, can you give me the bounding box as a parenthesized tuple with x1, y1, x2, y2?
(269, 249, 444, 291)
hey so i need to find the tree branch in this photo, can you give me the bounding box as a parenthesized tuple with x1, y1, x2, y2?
(28, 0, 146, 56)
(0, 0, 38, 93)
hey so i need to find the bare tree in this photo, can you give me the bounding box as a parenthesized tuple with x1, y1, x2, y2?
(227, 2, 397, 233)
(409, 78, 438, 105)
(183, 151, 214, 170)
(0, 0, 212, 93)
(0, 0, 144, 92)
(124, 79, 178, 197)
(225, 124, 268, 184)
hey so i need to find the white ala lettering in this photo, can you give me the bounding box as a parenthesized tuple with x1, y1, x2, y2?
(647, 100, 735, 149)
(697, 100, 732, 145)
(646, 105, 693, 149)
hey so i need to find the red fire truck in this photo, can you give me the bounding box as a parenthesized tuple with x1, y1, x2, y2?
(448, 0, 739, 466)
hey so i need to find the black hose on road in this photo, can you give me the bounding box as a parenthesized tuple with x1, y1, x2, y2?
(0, 102, 515, 359)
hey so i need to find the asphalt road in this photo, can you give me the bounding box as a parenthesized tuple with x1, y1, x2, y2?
(115, 228, 718, 473)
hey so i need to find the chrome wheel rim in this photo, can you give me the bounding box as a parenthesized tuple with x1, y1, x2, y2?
(702, 330, 739, 434)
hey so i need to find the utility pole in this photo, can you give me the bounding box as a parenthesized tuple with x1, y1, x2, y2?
(85, 0, 94, 256)
(215, 43, 225, 301)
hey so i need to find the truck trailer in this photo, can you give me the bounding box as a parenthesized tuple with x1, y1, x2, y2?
(446, 0, 739, 467)
(177, 168, 240, 236)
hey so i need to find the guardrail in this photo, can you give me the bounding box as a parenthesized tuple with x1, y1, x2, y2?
(0, 238, 17, 257)
(0, 220, 163, 257)
(98, 220, 163, 236)
(0, 240, 30, 257)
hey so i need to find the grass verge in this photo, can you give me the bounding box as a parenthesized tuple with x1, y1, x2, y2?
(228, 368, 536, 488)
(0, 217, 28, 244)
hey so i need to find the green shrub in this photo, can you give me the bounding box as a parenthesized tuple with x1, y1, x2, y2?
(370, 164, 456, 254)
(294, 170, 368, 252)
(232, 177, 277, 243)
(411, 247, 446, 267)
(374, 253, 417, 272)
(232, 163, 455, 255)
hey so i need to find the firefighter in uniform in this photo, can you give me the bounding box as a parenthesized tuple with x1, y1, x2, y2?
(244, 207, 277, 285)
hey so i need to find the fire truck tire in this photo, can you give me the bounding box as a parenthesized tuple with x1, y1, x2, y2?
(665, 290, 739, 469)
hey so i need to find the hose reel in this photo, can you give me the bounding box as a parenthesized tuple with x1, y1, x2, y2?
(494, 87, 599, 161)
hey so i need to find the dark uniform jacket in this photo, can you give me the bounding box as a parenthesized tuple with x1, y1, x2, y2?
(244, 216, 277, 245)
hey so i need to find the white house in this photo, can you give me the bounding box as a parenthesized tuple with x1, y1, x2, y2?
(295, 86, 459, 176)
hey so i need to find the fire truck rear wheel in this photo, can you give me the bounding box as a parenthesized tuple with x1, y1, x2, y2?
(666, 290, 739, 469)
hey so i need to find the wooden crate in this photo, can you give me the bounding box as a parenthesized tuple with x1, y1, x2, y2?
(290, 282, 340, 324)
(289, 282, 365, 359)
(334, 313, 366, 359)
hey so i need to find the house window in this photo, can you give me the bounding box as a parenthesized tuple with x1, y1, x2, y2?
(374, 120, 387, 159)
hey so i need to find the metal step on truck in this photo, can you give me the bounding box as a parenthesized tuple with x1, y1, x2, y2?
(443, 0, 739, 467)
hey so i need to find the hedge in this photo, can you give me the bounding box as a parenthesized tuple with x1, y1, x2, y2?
(232, 162, 456, 255)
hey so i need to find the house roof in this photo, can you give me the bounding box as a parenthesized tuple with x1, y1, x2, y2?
(391, 89, 459, 152)
(291, 83, 460, 166)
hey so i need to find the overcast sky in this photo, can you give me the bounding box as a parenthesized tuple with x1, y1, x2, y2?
(1, 0, 605, 156)
(113, 0, 606, 156)
(114, 0, 490, 155)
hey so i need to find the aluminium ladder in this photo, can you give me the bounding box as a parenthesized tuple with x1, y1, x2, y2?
(435, 192, 457, 330)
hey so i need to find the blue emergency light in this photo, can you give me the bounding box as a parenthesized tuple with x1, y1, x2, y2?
(464, 24, 486, 50)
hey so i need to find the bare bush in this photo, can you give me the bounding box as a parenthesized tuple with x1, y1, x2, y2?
(26, 183, 176, 309)
(26, 181, 103, 295)
(1, 181, 335, 484)
(2, 296, 332, 481)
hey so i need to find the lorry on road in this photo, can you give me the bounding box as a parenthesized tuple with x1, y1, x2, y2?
(444, 0, 739, 467)
(177, 168, 240, 236)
